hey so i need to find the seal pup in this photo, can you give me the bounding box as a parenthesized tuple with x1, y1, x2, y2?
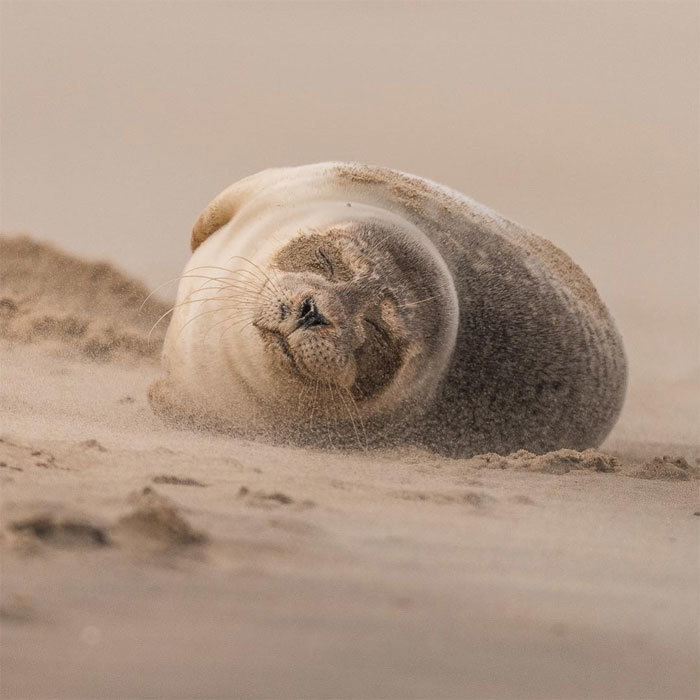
(150, 163, 627, 456)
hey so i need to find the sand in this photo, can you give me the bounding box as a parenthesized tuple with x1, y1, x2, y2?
(1, 236, 698, 699)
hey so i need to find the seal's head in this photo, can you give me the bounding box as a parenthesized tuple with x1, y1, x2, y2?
(245, 221, 458, 433)
(253, 228, 407, 399)
(157, 166, 459, 446)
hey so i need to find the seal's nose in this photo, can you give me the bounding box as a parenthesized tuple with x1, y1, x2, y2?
(297, 297, 330, 329)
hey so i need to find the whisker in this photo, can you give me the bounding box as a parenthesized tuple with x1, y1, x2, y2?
(266, 265, 287, 295)
(226, 318, 256, 337)
(170, 266, 278, 301)
(140, 273, 247, 313)
(339, 386, 368, 451)
(398, 295, 438, 309)
(149, 288, 258, 333)
(361, 231, 393, 259)
(174, 305, 250, 342)
(186, 264, 268, 286)
(141, 256, 286, 315)
(182, 279, 252, 298)
(186, 274, 276, 300)
(225, 255, 283, 296)
(295, 378, 313, 417)
(309, 380, 320, 436)
(203, 283, 272, 303)
(348, 388, 369, 450)
(216, 315, 258, 343)
(173, 294, 259, 342)
(324, 381, 337, 449)
(329, 383, 352, 444)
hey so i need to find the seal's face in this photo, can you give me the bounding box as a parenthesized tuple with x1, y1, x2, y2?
(158, 173, 461, 446)
(252, 229, 410, 404)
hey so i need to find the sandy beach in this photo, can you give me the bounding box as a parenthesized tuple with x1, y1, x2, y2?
(2, 2, 698, 696)
(0, 236, 697, 699)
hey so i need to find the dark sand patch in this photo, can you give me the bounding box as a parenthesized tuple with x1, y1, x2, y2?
(80, 438, 108, 452)
(152, 474, 208, 487)
(238, 486, 314, 509)
(5, 506, 111, 549)
(2, 489, 207, 557)
(0, 436, 68, 472)
(0, 594, 40, 623)
(395, 489, 495, 507)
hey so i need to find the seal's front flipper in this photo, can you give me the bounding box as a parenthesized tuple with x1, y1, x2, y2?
(148, 377, 238, 434)
(147, 378, 201, 429)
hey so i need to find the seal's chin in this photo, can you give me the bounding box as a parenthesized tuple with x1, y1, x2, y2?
(255, 321, 357, 389)
(255, 326, 300, 373)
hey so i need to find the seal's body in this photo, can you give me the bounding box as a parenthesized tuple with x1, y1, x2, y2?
(151, 163, 626, 456)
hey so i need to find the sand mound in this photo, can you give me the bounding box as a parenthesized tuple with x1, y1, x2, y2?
(632, 455, 699, 481)
(2, 486, 206, 555)
(467, 448, 619, 474)
(465, 447, 699, 480)
(0, 234, 170, 360)
(115, 487, 207, 548)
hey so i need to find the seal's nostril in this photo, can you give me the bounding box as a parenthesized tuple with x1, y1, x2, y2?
(299, 297, 314, 320)
(280, 302, 289, 320)
(297, 297, 329, 329)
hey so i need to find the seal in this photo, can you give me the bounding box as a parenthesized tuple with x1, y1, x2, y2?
(150, 162, 627, 456)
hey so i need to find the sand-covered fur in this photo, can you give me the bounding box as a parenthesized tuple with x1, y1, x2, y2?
(155, 163, 626, 456)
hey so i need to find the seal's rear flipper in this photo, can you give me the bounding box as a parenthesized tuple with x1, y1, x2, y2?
(190, 167, 288, 252)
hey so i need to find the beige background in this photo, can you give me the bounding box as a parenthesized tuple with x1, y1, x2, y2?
(1, 0, 698, 442)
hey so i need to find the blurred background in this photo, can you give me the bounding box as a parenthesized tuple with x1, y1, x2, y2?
(2, 0, 698, 443)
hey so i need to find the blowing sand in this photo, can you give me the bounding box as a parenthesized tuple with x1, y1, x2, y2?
(1, 236, 698, 699)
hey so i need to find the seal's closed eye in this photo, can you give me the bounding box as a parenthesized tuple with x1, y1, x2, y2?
(316, 248, 335, 279)
(273, 232, 355, 281)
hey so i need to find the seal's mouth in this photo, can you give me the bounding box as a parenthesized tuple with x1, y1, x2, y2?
(254, 324, 301, 375)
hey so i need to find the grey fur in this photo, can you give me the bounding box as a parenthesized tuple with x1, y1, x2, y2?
(332, 164, 627, 456)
